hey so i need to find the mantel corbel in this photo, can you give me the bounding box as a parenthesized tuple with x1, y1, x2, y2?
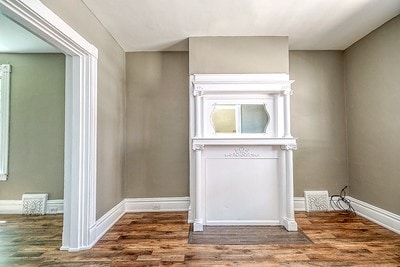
(193, 85, 204, 97)
(192, 143, 205, 151)
(1, 64, 11, 72)
(282, 85, 293, 96)
(280, 144, 297, 151)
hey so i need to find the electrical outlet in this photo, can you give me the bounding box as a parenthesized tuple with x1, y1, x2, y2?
(50, 207, 58, 213)
(152, 204, 161, 210)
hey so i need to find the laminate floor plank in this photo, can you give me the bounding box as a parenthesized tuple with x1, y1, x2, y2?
(0, 212, 399, 266)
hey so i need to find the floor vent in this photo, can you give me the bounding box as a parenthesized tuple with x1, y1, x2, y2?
(304, 191, 329, 212)
(22, 193, 48, 215)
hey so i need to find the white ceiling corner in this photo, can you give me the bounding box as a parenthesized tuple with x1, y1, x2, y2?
(82, 0, 400, 52)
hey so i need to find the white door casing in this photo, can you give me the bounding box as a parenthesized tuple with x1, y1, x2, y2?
(0, 0, 98, 251)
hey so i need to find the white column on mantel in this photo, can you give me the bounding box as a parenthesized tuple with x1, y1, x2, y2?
(193, 86, 202, 138)
(281, 144, 298, 231)
(193, 144, 204, 231)
(283, 87, 293, 138)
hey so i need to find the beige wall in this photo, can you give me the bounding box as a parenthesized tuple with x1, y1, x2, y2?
(125, 52, 189, 197)
(189, 37, 288, 74)
(344, 15, 400, 215)
(289, 51, 348, 197)
(0, 53, 65, 200)
(42, 0, 126, 218)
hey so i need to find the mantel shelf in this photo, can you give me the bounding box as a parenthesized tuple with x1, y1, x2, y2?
(192, 137, 297, 146)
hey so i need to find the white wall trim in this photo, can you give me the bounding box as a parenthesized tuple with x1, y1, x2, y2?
(0, 64, 11, 181)
(295, 196, 400, 234)
(0, 0, 98, 251)
(0, 200, 21, 214)
(90, 199, 125, 248)
(89, 197, 190, 246)
(294, 197, 306, 211)
(0, 197, 190, 249)
(46, 200, 64, 214)
(125, 197, 190, 212)
(349, 197, 400, 235)
(0, 199, 64, 214)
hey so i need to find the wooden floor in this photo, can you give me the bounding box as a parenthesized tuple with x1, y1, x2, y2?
(0, 212, 399, 266)
(188, 225, 311, 245)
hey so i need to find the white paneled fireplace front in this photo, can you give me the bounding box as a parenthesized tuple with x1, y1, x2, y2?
(189, 74, 298, 232)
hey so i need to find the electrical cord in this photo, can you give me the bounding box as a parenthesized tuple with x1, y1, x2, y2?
(330, 186, 356, 215)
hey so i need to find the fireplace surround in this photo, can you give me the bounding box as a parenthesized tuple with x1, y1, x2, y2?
(189, 74, 297, 232)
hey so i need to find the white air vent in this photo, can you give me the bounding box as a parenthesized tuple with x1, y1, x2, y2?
(304, 191, 329, 212)
(22, 193, 48, 215)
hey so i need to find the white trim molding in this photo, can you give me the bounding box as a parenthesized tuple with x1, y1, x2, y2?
(0, 0, 98, 251)
(90, 197, 190, 245)
(90, 200, 125, 247)
(349, 197, 400, 235)
(0, 64, 11, 181)
(125, 197, 190, 212)
(0, 200, 21, 214)
(294, 197, 306, 211)
(0, 199, 64, 214)
(294, 196, 400, 234)
(0, 197, 190, 248)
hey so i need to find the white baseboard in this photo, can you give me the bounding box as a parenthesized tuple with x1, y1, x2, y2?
(0, 199, 64, 214)
(349, 197, 400, 235)
(0, 200, 21, 214)
(90, 199, 125, 247)
(294, 197, 306, 211)
(124, 197, 190, 212)
(46, 200, 64, 214)
(295, 196, 400, 234)
(88, 197, 190, 248)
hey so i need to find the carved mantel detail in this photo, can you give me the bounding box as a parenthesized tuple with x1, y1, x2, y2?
(282, 85, 293, 96)
(1, 64, 10, 72)
(193, 85, 203, 97)
(225, 147, 259, 158)
(280, 144, 297, 151)
(192, 144, 205, 151)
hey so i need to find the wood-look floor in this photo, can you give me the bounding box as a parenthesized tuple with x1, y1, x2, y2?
(0, 211, 399, 266)
(188, 225, 312, 245)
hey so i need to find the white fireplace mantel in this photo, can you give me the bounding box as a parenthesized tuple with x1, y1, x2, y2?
(189, 74, 297, 232)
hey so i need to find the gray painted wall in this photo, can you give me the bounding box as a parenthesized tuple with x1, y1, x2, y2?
(345, 15, 400, 215)
(20, 3, 398, 218)
(189, 37, 289, 74)
(289, 51, 348, 197)
(125, 52, 189, 197)
(0, 53, 65, 200)
(42, 0, 126, 219)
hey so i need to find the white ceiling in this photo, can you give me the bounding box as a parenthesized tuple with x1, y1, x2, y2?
(0, 12, 59, 53)
(82, 0, 400, 52)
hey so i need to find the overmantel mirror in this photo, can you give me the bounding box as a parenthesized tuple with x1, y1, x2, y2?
(211, 104, 270, 134)
(0, 64, 11, 181)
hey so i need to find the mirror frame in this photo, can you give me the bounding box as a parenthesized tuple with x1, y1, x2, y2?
(0, 64, 11, 181)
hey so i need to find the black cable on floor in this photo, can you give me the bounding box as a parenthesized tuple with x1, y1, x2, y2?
(330, 186, 356, 215)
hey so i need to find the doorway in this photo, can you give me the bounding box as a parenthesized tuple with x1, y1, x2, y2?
(0, 0, 97, 251)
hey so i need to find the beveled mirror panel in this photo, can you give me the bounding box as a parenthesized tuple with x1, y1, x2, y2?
(241, 104, 269, 133)
(211, 104, 269, 134)
(211, 105, 236, 133)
